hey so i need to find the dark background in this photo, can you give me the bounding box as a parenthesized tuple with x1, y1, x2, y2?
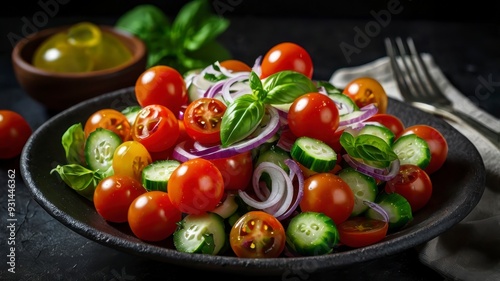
(1, 1, 500, 280)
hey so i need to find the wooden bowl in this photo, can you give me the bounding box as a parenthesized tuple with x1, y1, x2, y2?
(12, 25, 147, 111)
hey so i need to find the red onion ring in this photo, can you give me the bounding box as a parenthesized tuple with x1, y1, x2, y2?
(171, 105, 280, 162)
(338, 103, 378, 127)
(342, 154, 400, 181)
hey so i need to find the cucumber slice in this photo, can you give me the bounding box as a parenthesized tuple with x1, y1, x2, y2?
(212, 193, 239, 219)
(328, 92, 359, 116)
(121, 105, 142, 127)
(173, 212, 226, 255)
(290, 136, 337, 173)
(141, 160, 181, 192)
(359, 124, 395, 145)
(392, 134, 431, 169)
(286, 211, 339, 256)
(84, 128, 122, 174)
(366, 192, 413, 231)
(338, 167, 378, 216)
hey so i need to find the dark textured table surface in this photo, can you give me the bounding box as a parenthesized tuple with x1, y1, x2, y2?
(1, 5, 500, 281)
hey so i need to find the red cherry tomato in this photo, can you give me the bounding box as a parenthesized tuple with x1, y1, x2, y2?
(229, 211, 286, 258)
(128, 191, 182, 242)
(260, 42, 313, 79)
(132, 104, 180, 153)
(168, 158, 225, 215)
(299, 173, 355, 225)
(209, 151, 253, 191)
(183, 97, 227, 145)
(385, 164, 433, 212)
(0, 110, 32, 159)
(343, 77, 388, 114)
(84, 109, 131, 141)
(93, 175, 146, 223)
(135, 65, 188, 116)
(219, 59, 252, 72)
(287, 92, 340, 148)
(399, 125, 448, 174)
(366, 113, 405, 137)
(338, 217, 389, 248)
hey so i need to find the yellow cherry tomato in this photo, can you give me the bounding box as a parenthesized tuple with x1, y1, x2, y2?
(343, 77, 388, 114)
(112, 140, 152, 182)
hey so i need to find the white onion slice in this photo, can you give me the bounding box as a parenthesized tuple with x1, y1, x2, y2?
(238, 162, 287, 209)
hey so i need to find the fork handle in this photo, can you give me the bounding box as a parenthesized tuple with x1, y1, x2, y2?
(452, 110, 500, 150)
(412, 102, 500, 150)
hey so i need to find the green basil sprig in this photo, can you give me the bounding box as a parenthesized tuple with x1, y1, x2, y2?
(340, 131, 398, 168)
(115, 0, 231, 74)
(220, 70, 317, 147)
(50, 164, 102, 201)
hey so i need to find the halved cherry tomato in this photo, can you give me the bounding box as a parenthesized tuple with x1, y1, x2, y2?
(220, 59, 252, 72)
(343, 77, 388, 114)
(229, 211, 286, 258)
(84, 108, 131, 141)
(93, 174, 146, 223)
(338, 217, 388, 248)
(399, 124, 448, 174)
(299, 173, 354, 225)
(167, 158, 224, 215)
(260, 42, 313, 79)
(135, 65, 188, 116)
(287, 92, 340, 147)
(112, 140, 152, 182)
(366, 113, 405, 137)
(183, 97, 227, 145)
(0, 110, 32, 159)
(210, 151, 253, 191)
(128, 191, 182, 242)
(385, 164, 433, 212)
(132, 104, 180, 152)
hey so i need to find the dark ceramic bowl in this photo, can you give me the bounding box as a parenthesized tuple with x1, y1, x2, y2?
(20, 88, 486, 276)
(11, 25, 147, 111)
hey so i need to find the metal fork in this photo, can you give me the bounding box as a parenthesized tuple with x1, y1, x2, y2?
(385, 37, 500, 150)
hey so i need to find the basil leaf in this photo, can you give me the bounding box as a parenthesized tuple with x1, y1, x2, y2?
(61, 123, 86, 165)
(184, 16, 230, 51)
(355, 135, 398, 168)
(50, 164, 102, 201)
(340, 131, 360, 159)
(220, 94, 265, 147)
(262, 71, 317, 104)
(249, 71, 266, 100)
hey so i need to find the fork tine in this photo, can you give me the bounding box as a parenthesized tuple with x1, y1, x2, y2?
(406, 38, 451, 106)
(384, 37, 414, 102)
(396, 37, 430, 101)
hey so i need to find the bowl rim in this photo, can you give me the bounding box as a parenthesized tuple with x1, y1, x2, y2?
(11, 24, 146, 78)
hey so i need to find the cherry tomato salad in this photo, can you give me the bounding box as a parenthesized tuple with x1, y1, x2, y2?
(51, 41, 448, 258)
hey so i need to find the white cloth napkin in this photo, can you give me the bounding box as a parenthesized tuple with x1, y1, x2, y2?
(330, 54, 500, 281)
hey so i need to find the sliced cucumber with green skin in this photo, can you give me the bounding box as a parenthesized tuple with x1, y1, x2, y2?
(212, 193, 239, 219)
(84, 128, 122, 175)
(328, 92, 359, 116)
(173, 212, 226, 255)
(121, 105, 142, 127)
(141, 160, 181, 192)
(338, 167, 378, 216)
(290, 136, 337, 173)
(286, 211, 339, 256)
(392, 134, 431, 169)
(359, 124, 395, 145)
(366, 192, 413, 231)
(255, 145, 291, 172)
